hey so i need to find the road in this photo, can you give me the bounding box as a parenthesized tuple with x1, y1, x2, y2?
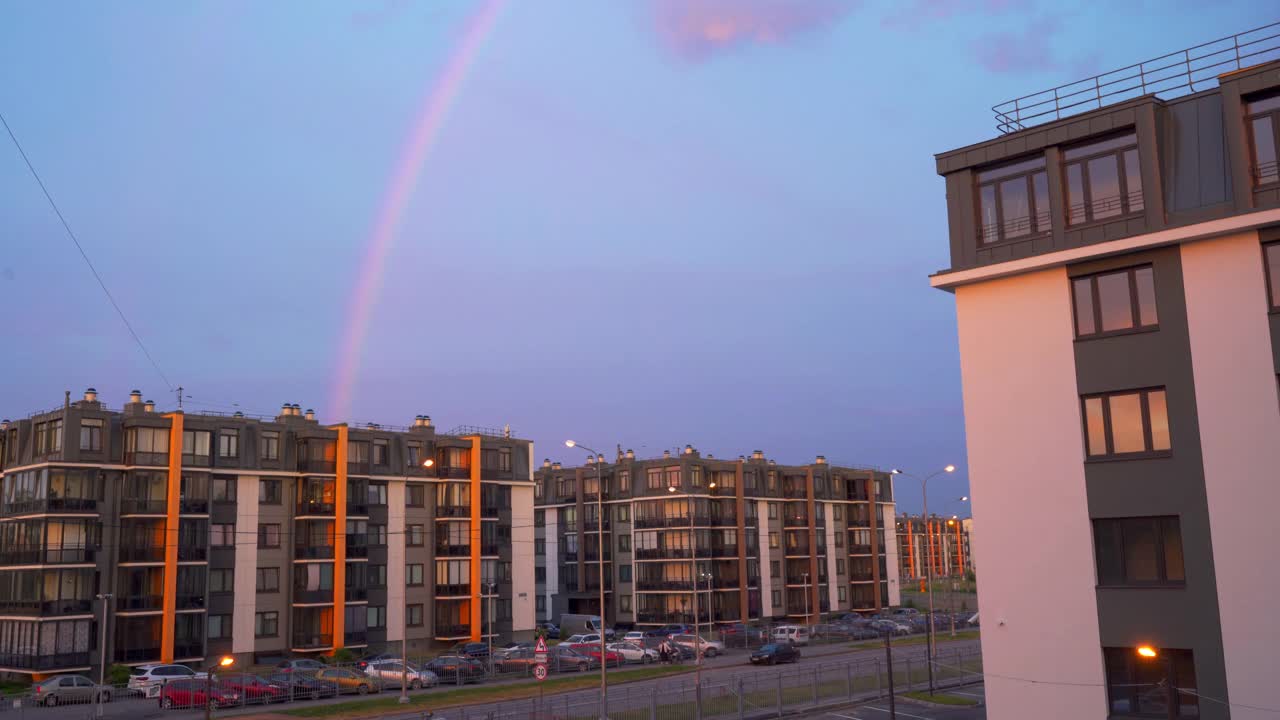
(5, 636, 981, 720)
(804, 684, 987, 720)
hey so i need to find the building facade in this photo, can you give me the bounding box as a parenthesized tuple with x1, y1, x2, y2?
(895, 514, 972, 582)
(933, 34, 1280, 720)
(0, 389, 536, 677)
(533, 448, 898, 629)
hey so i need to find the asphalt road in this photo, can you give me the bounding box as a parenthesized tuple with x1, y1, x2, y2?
(2, 636, 982, 720)
(816, 684, 987, 720)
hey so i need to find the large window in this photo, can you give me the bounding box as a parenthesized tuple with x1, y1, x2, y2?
(1093, 516, 1184, 587)
(209, 568, 234, 593)
(1064, 133, 1143, 225)
(218, 430, 239, 459)
(79, 419, 103, 452)
(1104, 647, 1198, 717)
(407, 564, 424, 586)
(367, 605, 386, 629)
(258, 523, 280, 548)
(1082, 388, 1170, 458)
(261, 431, 280, 461)
(406, 604, 423, 627)
(256, 567, 279, 593)
(1072, 265, 1158, 338)
(1263, 243, 1280, 310)
(1247, 92, 1280, 186)
(977, 156, 1050, 244)
(258, 479, 280, 504)
(255, 611, 278, 637)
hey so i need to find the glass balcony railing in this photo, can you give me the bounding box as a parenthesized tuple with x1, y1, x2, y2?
(291, 633, 333, 650)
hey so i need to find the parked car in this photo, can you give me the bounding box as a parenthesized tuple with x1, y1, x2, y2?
(496, 647, 587, 674)
(622, 631, 647, 642)
(495, 641, 535, 660)
(869, 619, 911, 636)
(158, 679, 241, 709)
(426, 655, 487, 683)
(276, 659, 327, 673)
(537, 622, 561, 639)
(669, 634, 725, 658)
(33, 675, 113, 706)
(720, 623, 766, 648)
(364, 661, 437, 690)
(215, 674, 289, 705)
(771, 626, 811, 646)
(314, 668, 378, 695)
(655, 624, 691, 637)
(607, 641, 658, 664)
(890, 607, 920, 617)
(450, 641, 491, 658)
(355, 653, 399, 670)
(811, 624, 855, 641)
(968, 613, 980, 627)
(128, 664, 205, 698)
(750, 643, 801, 665)
(549, 646, 596, 672)
(264, 672, 338, 701)
(573, 645, 624, 667)
(563, 633, 602, 645)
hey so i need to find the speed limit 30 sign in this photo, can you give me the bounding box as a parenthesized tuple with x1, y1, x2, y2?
(533, 664, 548, 681)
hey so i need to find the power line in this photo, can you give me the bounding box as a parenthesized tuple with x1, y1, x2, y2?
(0, 111, 173, 391)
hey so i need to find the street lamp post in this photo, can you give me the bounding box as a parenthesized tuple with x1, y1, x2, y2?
(890, 465, 956, 695)
(668, 481, 715, 720)
(566, 441, 608, 720)
(402, 458, 434, 704)
(206, 656, 234, 720)
(700, 572, 714, 641)
(95, 593, 112, 719)
(801, 572, 810, 630)
(485, 582, 496, 672)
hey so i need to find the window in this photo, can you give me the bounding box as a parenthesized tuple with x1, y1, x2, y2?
(367, 482, 387, 506)
(535, 566, 546, 582)
(79, 419, 103, 452)
(977, 155, 1050, 244)
(1082, 388, 1170, 458)
(499, 447, 512, 472)
(835, 532, 844, 548)
(1094, 516, 1184, 586)
(1264, 243, 1280, 310)
(369, 564, 386, 587)
(210, 524, 235, 547)
(1064, 133, 1143, 225)
(373, 440, 389, 467)
(770, 560, 780, 577)
(407, 564, 424, 586)
(207, 614, 231, 640)
(256, 567, 279, 593)
(1104, 647, 1197, 717)
(211, 476, 236, 502)
(407, 524, 425, 546)
(617, 505, 630, 522)
(369, 523, 387, 546)
(1072, 266, 1158, 338)
(771, 590, 782, 606)
(536, 595, 546, 612)
(646, 468, 663, 490)
(258, 523, 280, 548)
(618, 534, 631, 551)
(833, 505, 842, 521)
(665, 467, 681, 489)
(836, 559, 846, 575)
(126, 426, 169, 461)
(407, 442, 422, 468)
(255, 611, 278, 637)
(367, 605, 386, 629)
(406, 485, 425, 507)
(1247, 92, 1280, 186)
(406, 604, 424, 627)
(218, 430, 239, 459)
(258, 479, 280, 504)
(619, 595, 632, 612)
(768, 502, 778, 519)
(209, 569, 233, 593)
(619, 564, 631, 582)
(768, 532, 779, 549)
(260, 431, 279, 461)
(838, 586, 847, 603)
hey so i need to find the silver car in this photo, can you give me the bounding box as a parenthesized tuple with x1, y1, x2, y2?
(363, 661, 438, 689)
(33, 675, 113, 707)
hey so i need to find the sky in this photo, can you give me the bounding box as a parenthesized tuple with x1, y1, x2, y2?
(0, 0, 1273, 514)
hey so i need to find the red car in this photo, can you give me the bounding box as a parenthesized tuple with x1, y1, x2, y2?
(159, 679, 242, 709)
(215, 674, 288, 704)
(570, 644, 623, 668)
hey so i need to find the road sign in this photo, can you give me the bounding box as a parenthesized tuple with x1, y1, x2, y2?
(534, 637, 548, 653)
(535, 636, 549, 664)
(533, 663, 548, 681)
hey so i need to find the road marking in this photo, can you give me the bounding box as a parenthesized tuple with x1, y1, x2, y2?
(827, 713, 863, 720)
(950, 690, 984, 698)
(859, 706, 933, 720)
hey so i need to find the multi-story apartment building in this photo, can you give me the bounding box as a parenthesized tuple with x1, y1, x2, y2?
(0, 389, 536, 678)
(895, 514, 972, 582)
(932, 26, 1280, 719)
(533, 448, 898, 629)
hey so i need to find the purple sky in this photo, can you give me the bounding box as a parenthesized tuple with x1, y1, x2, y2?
(1, 1, 1271, 513)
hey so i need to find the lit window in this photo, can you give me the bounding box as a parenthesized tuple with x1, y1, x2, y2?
(1247, 92, 1280, 186)
(1064, 133, 1143, 225)
(1082, 388, 1170, 458)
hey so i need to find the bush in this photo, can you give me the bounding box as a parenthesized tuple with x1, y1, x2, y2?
(107, 664, 131, 685)
(331, 648, 357, 664)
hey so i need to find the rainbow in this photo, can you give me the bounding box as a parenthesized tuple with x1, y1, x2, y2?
(330, 0, 506, 422)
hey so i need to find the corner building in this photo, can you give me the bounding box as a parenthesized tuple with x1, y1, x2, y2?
(0, 390, 536, 677)
(533, 448, 898, 629)
(933, 32, 1280, 720)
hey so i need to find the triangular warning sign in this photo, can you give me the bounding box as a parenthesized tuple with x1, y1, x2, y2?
(535, 636, 548, 653)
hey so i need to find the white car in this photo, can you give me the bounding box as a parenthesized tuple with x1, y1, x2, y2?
(623, 631, 646, 643)
(607, 641, 658, 664)
(771, 625, 811, 646)
(670, 634, 725, 657)
(364, 661, 438, 689)
(563, 633, 602, 645)
(127, 665, 207, 698)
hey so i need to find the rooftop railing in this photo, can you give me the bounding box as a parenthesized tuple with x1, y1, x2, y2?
(994, 21, 1280, 134)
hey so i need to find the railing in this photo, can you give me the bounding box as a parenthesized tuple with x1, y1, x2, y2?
(291, 633, 333, 650)
(434, 624, 471, 639)
(482, 544, 501, 556)
(296, 501, 335, 516)
(346, 501, 369, 516)
(436, 505, 470, 518)
(125, 452, 168, 467)
(0, 599, 92, 615)
(635, 580, 694, 591)
(437, 467, 471, 480)
(345, 586, 368, 602)
(178, 498, 208, 514)
(435, 583, 471, 597)
(993, 21, 1280, 133)
(347, 543, 369, 559)
(176, 593, 205, 610)
(0, 498, 98, 515)
(293, 589, 334, 604)
(0, 547, 96, 565)
(0, 652, 91, 670)
(482, 506, 502, 518)
(849, 544, 873, 555)
(297, 459, 336, 473)
(436, 544, 471, 557)
(120, 545, 165, 563)
(116, 648, 162, 663)
(178, 545, 208, 562)
(117, 595, 164, 612)
(295, 545, 335, 560)
(121, 499, 167, 514)
(181, 453, 211, 467)
(344, 630, 368, 645)
(173, 643, 203, 659)
(445, 424, 510, 438)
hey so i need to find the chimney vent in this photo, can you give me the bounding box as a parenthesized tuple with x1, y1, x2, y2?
(543, 458, 552, 468)
(684, 444, 694, 455)
(305, 409, 315, 421)
(143, 400, 155, 413)
(129, 390, 143, 404)
(1, 419, 9, 430)
(422, 416, 432, 428)
(413, 416, 423, 427)
(739, 455, 746, 462)
(815, 455, 826, 464)
(292, 404, 302, 416)
(768, 459, 776, 466)
(552, 462, 562, 470)
(751, 450, 764, 460)
(597, 454, 605, 464)
(233, 411, 244, 418)
(281, 403, 291, 415)
(662, 450, 671, 459)
(625, 449, 635, 460)
(84, 388, 98, 402)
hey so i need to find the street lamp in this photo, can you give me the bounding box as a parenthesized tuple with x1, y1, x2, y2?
(206, 656, 234, 720)
(566, 440, 608, 720)
(1135, 646, 1177, 720)
(401, 457, 434, 704)
(801, 572, 810, 630)
(668, 480, 714, 720)
(95, 593, 113, 718)
(890, 464, 956, 694)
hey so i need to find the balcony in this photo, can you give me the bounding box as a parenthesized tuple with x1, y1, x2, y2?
(582, 519, 611, 532)
(437, 467, 470, 480)
(344, 630, 367, 646)
(0, 498, 98, 516)
(291, 632, 333, 650)
(125, 452, 168, 467)
(178, 498, 208, 514)
(848, 545, 873, 555)
(708, 545, 738, 558)
(850, 572, 876, 582)
(119, 545, 165, 563)
(121, 499, 167, 515)
(635, 580, 693, 591)
(436, 544, 471, 558)
(783, 515, 809, 528)
(345, 586, 369, 602)
(117, 647, 162, 663)
(435, 505, 470, 519)
(173, 643, 204, 660)
(436, 583, 470, 597)
(176, 593, 205, 610)
(482, 506, 501, 518)
(181, 453, 211, 468)
(0, 652, 91, 670)
(482, 543, 501, 556)
(434, 624, 470, 639)
(347, 542, 369, 559)
(177, 545, 208, 562)
(346, 501, 369, 516)
(117, 595, 164, 612)
(0, 547, 96, 565)
(783, 545, 812, 557)
(0, 599, 92, 616)
(296, 501, 335, 517)
(709, 516, 738, 527)
(295, 545, 335, 560)
(297, 459, 336, 474)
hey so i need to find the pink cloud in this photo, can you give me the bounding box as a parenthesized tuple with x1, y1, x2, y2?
(650, 0, 854, 62)
(881, 0, 1029, 31)
(971, 17, 1063, 73)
